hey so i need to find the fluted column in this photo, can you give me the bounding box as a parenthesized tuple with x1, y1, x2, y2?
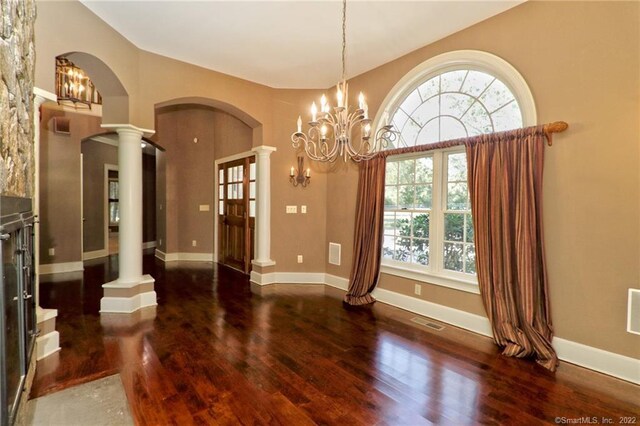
(251, 146, 277, 267)
(100, 124, 156, 313)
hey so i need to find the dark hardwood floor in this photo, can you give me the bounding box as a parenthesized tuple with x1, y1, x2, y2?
(33, 253, 639, 425)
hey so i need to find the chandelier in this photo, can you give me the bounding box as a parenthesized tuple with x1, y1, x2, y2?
(291, 0, 395, 162)
(55, 57, 102, 109)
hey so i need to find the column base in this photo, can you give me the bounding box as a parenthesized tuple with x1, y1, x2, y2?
(100, 274, 157, 314)
(36, 307, 60, 360)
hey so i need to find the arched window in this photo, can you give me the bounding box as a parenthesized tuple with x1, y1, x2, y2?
(378, 51, 536, 293)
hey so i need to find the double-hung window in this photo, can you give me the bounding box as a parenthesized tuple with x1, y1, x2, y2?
(380, 54, 529, 293)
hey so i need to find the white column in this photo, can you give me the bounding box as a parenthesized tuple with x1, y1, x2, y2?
(100, 124, 156, 314)
(33, 88, 60, 360)
(251, 145, 276, 267)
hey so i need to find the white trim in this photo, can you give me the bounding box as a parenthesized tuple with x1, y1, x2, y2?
(102, 274, 154, 289)
(101, 123, 155, 138)
(36, 307, 58, 324)
(90, 135, 119, 148)
(250, 271, 326, 286)
(38, 262, 84, 275)
(83, 249, 108, 261)
(372, 50, 537, 134)
(142, 241, 157, 249)
(628, 288, 640, 335)
(380, 265, 480, 294)
(372, 287, 493, 336)
(34, 87, 57, 102)
(252, 259, 276, 267)
(155, 252, 213, 262)
(100, 291, 158, 314)
(213, 150, 256, 263)
(553, 338, 640, 385)
(36, 331, 60, 361)
(155, 249, 166, 261)
(325, 274, 350, 291)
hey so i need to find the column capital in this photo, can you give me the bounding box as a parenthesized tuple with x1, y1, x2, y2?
(33, 87, 56, 107)
(101, 123, 155, 139)
(251, 145, 277, 156)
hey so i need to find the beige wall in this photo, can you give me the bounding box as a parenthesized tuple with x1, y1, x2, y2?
(325, 1, 640, 358)
(40, 107, 102, 264)
(155, 106, 254, 255)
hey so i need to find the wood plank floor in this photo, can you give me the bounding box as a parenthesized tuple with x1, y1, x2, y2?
(33, 254, 640, 425)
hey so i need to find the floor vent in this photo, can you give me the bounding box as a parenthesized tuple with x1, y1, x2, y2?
(410, 317, 445, 331)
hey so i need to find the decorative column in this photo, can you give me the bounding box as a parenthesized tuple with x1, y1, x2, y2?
(33, 88, 61, 360)
(100, 124, 156, 313)
(251, 145, 277, 267)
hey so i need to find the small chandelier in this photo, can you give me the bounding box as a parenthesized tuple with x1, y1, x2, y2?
(55, 57, 102, 109)
(291, 0, 395, 163)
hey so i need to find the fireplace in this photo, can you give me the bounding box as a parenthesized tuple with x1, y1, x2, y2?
(0, 196, 37, 425)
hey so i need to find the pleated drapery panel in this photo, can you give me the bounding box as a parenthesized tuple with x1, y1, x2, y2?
(344, 156, 386, 305)
(465, 127, 557, 371)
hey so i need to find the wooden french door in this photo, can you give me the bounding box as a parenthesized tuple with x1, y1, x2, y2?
(217, 157, 256, 273)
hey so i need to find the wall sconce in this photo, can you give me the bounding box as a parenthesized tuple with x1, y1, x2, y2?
(290, 156, 311, 187)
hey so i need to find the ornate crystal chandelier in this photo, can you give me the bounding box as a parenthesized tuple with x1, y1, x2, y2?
(291, 0, 395, 162)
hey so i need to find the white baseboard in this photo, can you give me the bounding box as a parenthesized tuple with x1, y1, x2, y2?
(36, 331, 60, 361)
(143, 241, 157, 249)
(251, 270, 640, 384)
(38, 261, 84, 275)
(155, 250, 212, 262)
(100, 291, 158, 314)
(83, 249, 108, 260)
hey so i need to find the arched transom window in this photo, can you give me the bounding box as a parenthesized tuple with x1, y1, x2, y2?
(390, 69, 523, 148)
(378, 51, 535, 293)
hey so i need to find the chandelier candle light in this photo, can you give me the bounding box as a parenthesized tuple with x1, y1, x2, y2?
(291, 0, 395, 162)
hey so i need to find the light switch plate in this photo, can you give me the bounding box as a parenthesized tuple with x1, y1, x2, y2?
(199, 204, 210, 212)
(286, 205, 297, 214)
(301, 205, 307, 214)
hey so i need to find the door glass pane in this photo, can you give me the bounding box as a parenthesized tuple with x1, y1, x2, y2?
(249, 162, 256, 180)
(227, 168, 233, 182)
(219, 200, 224, 215)
(249, 182, 256, 199)
(227, 184, 234, 199)
(237, 183, 243, 199)
(219, 168, 224, 183)
(249, 200, 256, 217)
(109, 181, 118, 198)
(109, 202, 119, 224)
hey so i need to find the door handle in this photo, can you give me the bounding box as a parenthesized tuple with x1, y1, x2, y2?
(23, 291, 33, 300)
(0, 233, 10, 241)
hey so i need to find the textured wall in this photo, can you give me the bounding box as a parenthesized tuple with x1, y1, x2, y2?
(0, 0, 36, 197)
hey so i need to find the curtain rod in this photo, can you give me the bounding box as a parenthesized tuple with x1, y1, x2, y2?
(543, 121, 569, 146)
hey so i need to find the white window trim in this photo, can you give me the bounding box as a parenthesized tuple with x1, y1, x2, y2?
(375, 50, 537, 295)
(383, 147, 479, 294)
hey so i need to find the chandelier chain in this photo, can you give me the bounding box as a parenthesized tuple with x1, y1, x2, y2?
(341, 0, 346, 81)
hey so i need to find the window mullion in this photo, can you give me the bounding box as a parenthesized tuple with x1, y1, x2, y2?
(431, 151, 444, 274)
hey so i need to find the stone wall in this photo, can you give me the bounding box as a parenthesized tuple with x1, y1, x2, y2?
(0, 0, 37, 197)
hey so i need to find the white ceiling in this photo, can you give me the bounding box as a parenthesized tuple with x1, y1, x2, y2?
(80, 1, 523, 89)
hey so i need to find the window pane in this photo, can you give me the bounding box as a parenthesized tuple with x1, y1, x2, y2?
(415, 157, 433, 183)
(460, 71, 494, 97)
(219, 200, 224, 215)
(227, 168, 233, 182)
(249, 162, 256, 180)
(441, 93, 474, 119)
(237, 183, 243, 199)
(383, 235, 395, 260)
(448, 153, 467, 181)
(412, 213, 430, 238)
(227, 184, 234, 199)
(238, 165, 244, 181)
(398, 160, 415, 184)
(415, 185, 432, 209)
(384, 186, 398, 210)
(394, 237, 411, 262)
(109, 181, 118, 199)
(398, 89, 422, 115)
(218, 184, 224, 199)
(464, 244, 476, 274)
(491, 100, 522, 132)
(398, 185, 414, 209)
(444, 242, 464, 272)
(384, 212, 396, 235)
(447, 182, 469, 210)
(480, 79, 515, 113)
(249, 182, 256, 199)
(109, 202, 119, 224)
(444, 213, 464, 241)
(440, 116, 468, 141)
(418, 75, 439, 101)
(441, 70, 467, 92)
(219, 169, 224, 183)
(386, 161, 398, 184)
(465, 214, 474, 243)
(461, 102, 493, 135)
(412, 238, 429, 266)
(396, 212, 411, 237)
(249, 200, 255, 217)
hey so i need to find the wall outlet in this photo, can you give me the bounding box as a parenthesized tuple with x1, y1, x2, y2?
(286, 205, 297, 214)
(159, 239, 163, 246)
(192, 240, 197, 247)
(160, 203, 163, 211)
(48, 248, 55, 256)
(297, 255, 303, 263)
(414, 283, 422, 296)
(301, 205, 307, 214)
(199, 204, 210, 212)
